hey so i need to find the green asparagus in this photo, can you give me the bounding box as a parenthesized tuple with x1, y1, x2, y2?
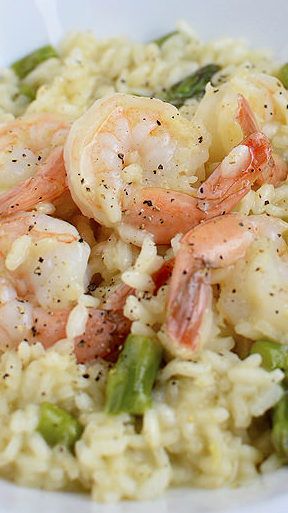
(251, 341, 288, 459)
(278, 63, 288, 89)
(250, 340, 288, 372)
(272, 392, 288, 460)
(11, 45, 58, 79)
(152, 31, 178, 47)
(161, 63, 221, 107)
(18, 83, 38, 101)
(105, 334, 162, 415)
(37, 402, 83, 450)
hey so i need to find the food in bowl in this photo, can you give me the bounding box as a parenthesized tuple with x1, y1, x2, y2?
(0, 22, 288, 502)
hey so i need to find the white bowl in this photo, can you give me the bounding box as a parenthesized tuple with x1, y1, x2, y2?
(1, 1, 288, 512)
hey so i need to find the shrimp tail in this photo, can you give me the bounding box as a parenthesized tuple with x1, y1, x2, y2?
(152, 258, 175, 290)
(165, 251, 211, 351)
(0, 147, 68, 216)
(34, 305, 131, 363)
(197, 131, 272, 216)
(163, 214, 258, 356)
(237, 94, 288, 186)
(236, 94, 259, 137)
(74, 309, 131, 363)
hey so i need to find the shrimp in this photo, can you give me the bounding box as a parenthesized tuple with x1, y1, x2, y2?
(0, 114, 69, 216)
(217, 220, 288, 345)
(195, 68, 288, 164)
(197, 95, 288, 217)
(0, 211, 90, 330)
(31, 308, 131, 364)
(64, 93, 210, 245)
(0, 212, 131, 362)
(163, 212, 288, 358)
(65, 93, 280, 245)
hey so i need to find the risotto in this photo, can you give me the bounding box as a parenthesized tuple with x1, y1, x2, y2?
(0, 22, 288, 502)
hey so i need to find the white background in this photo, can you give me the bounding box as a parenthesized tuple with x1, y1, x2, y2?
(1, 0, 288, 65)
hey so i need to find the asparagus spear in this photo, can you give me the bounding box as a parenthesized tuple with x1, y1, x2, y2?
(250, 340, 288, 372)
(18, 83, 38, 101)
(37, 402, 83, 450)
(250, 341, 288, 459)
(272, 392, 288, 461)
(152, 31, 178, 47)
(278, 63, 288, 89)
(105, 334, 162, 415)
(11, 45, 58, 79)
(161, 63, 221, 107)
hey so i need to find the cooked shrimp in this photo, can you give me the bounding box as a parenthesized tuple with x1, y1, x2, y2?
(0, 114, 69, 216)
(32, 264, 133, 363)
(64, 93, 210, 245)
(197, 95, 288, 217)
(0, 212, 131, 361)
(74, 309, 131, 363)
(196, 69, 288, 169)
(65, 93, 279, 244)
(0, 212, 89, 348)
(217, 220, 288, 345)
(163, 213, 288, 358)
(31, 307, 131, 363)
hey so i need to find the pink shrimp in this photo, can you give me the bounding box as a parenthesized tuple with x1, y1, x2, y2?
(65, 93, 283, 245)
(0, 114, 69, 216)
(0, 211, 132, 362)
(196, 130, 272, 217)
(196, 95, 288, 217)
(31, 307, 131, 363)
(125, 121, 275, 241)
(163, 212, 287, 358)
(71, 261, 176, 362)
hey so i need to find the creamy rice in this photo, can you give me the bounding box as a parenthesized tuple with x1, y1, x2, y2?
(0, 22, 288, 503)
(0, 341, 283, 500)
